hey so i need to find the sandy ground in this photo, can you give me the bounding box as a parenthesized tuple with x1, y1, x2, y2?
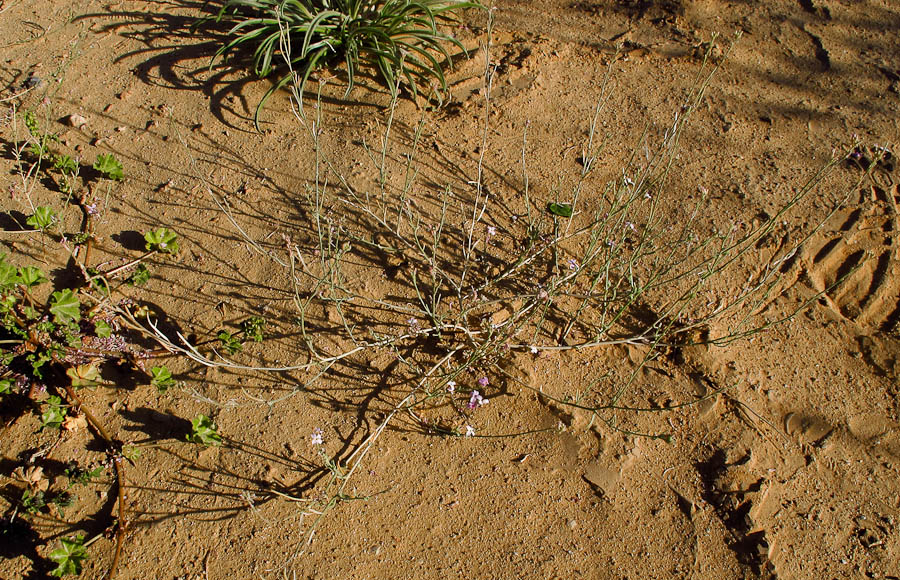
(2, 0, 899, 578)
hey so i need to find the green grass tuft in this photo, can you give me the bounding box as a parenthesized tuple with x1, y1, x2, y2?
(209, 0, 481, 127)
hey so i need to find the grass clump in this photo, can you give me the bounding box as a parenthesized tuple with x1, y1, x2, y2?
(210, 0, 480, 125)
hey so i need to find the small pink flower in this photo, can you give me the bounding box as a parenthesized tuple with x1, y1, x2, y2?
(468, 390, 488, 409)
(477, 376, 489, 388)
(486, 225, 497, 236)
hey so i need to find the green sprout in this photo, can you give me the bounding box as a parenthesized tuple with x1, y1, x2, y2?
(40, 395, 68, 430)
(217, 330, 243, 354)
(187, 414, 223, 446)
(127, 263, 152, 286)
(150, 366, 176, 393)
(93, 153, 124, 181)
(26, 206, 57, 231)
(21, 489, 47, 514)
(143, 228, 179, 254)
(48, 534, 89, 577)
(241, 315, 266, 342)
(547, 202, 573, 218)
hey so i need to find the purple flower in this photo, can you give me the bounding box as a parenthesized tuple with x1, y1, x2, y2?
(468, 390, 488, 409)
(310, 427, 324, 446)
(477, 376, 489, 387)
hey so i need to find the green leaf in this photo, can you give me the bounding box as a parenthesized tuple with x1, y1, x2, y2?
(26, 206, 57, 230)
(128, 263, 151, 286)
(49, 534, 89, 577)
(241, 316, 266, 342)
(217, 331, 242, 355)
(29, 351, 52, 379)
(93, 319, 112, 338)
(41, 395, 67, 430)
(22, 305, 39, 320)
(22, 489, 46, 514)
(547, 202, 573, 218)
(150, 366, 175, 393)
(66, 364, 102, 388)
(122, 445, 141, 462)
(18, 266, 47, 287)
(49, 289, 81, 324)
(0, 255, 21, 289)
(93, 153, 124, 181)
(143, 228, 179, 254)
(0, 379, 11, 394)
(187, 414, 222, 446)
(53, 154, 78, 175)
(24, 111, 40, 136)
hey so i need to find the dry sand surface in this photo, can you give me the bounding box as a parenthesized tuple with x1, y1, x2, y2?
(1, 0, 899, 578)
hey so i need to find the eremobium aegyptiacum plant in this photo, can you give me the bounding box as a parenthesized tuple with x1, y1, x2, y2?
(210, 0, 481, 125)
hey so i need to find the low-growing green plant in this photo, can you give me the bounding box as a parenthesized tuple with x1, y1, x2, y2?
(65, 464, 105, 487)
(150, 365, 176, 392)
(40, 395, 68, 430)
(26, 206, 57, 231)
(209, 0, 480, 126)
(92, 153, 124, 181)
(143, 227, 180, 254)
(187, 414, 223, 446)
(48, 534, 89, 577)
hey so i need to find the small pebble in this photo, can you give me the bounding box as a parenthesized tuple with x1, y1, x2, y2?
(65, 113, 88, 128)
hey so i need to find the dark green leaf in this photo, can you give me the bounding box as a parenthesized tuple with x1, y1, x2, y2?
(547, 202, 573, 218)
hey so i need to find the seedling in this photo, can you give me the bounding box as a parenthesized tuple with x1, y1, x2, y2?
(187, 414, 223, 446)
(93, 153, 124, 181)
(241, 315, 266, 342)
(40, 395, 68, 430)
(127, 264, 151, 286)
(65, 465, 105, 487)
(48, 534, 89, 577)
(143, 228, 179, 254)
(21, 489, 47, 514)
(26, 206, 57, 231)
(149, 366, 176, 393)
(217, 331, 243, 354)
(547, 202, 573, 218)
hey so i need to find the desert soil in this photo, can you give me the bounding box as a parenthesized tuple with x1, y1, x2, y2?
(2, 0, 899, 579)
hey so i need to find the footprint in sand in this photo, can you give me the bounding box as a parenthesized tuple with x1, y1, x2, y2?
(801, 151, 900, 333)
